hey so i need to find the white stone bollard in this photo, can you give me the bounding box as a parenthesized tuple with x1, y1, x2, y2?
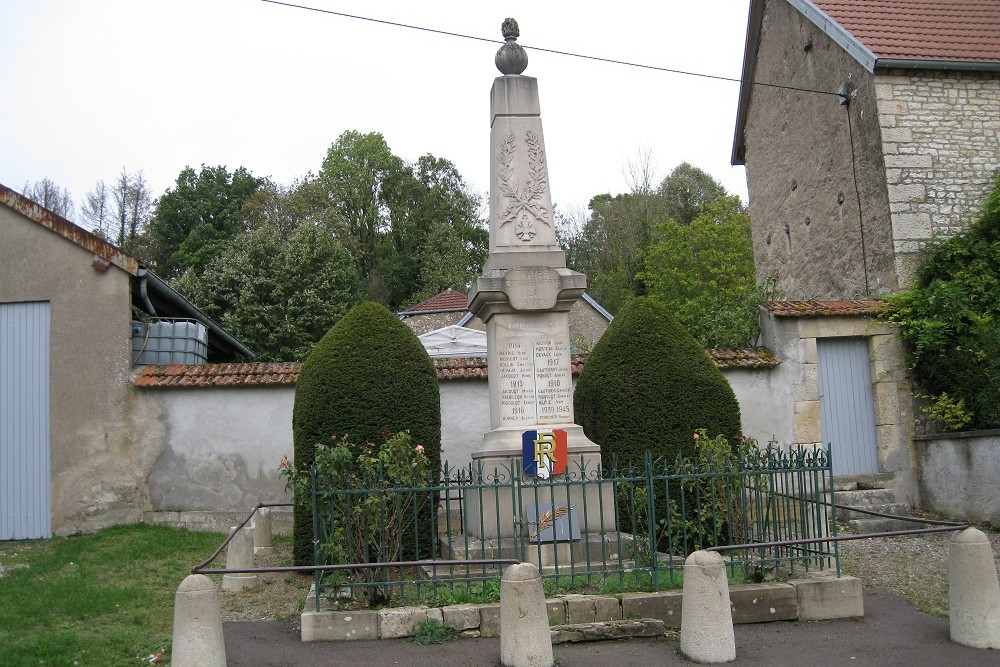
(221, 525, 258, 592)
(949, 527, 1000, 649)
(172, 574, 227, 667)
(252, 507, 275, 556)
(680, 550, 736, 663)
(499, 562, 554, 667)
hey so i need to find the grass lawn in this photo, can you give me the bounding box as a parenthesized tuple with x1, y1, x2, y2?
(0, 524, 225, 667)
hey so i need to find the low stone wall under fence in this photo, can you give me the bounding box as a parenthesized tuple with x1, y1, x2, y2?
(915, 429, 1000, 527)
(308, 446, 837, 609)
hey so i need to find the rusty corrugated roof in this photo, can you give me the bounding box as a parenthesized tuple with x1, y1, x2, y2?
(815, 0, 1000, 63)
(1, 183, 139, 275)
(762, 299, 885, 317)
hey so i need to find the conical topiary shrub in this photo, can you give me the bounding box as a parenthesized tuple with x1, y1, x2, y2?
(574, 296, 742, 466)
(291, 301, 441, 565)
(574, 297, 744, 553)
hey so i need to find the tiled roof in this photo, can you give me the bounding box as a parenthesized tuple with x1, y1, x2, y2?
(400, 289, 469, 314)
(433, 357, 489, 380)
(814, 0, 1000, 63)
(134, 348, 774, 389)
(762, 299, 885, 317)
(133, 363, 301, 388)
(708, 348, 781, 369)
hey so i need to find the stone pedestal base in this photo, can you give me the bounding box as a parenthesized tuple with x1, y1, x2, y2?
(462, 427, 616, 542)
(441, 532, 632, 575)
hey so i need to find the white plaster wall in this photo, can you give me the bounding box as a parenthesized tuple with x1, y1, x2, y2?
(146, 387, 293, 512)
(139, 364, 799, 520)
(723, 368, 794, 448)
(915, 432, 1000, 527)
(439, 380, 491, 469)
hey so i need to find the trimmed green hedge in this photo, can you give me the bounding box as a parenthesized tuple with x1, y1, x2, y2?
(574, 296, 742, 467)
(291, 301, 441, 565)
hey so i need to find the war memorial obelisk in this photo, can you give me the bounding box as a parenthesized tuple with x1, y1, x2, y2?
(465, 19, 613, 543)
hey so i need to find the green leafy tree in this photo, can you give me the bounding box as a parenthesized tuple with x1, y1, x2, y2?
(291, 301, 441, 565)
(562, 163, 740, 315)
(407, 155, 487, 300)
(239, 176, 344, 242)
(320, 131, 411, 284)
(177, 219, 361, 361)
(885, 175, 1000, 431)
(657, 161, 730, 226)
(144, 165, 264, 278)
(562, 192, 666, 314)
(319, 133, 486, 308)
(409, 221, 478, 305)
(640, 196, 776, 348)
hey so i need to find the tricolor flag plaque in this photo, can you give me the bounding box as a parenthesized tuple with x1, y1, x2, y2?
(522, 428, 568, 479)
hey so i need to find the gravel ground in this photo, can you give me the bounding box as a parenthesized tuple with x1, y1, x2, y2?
(219, 520, 1000, 624)
(837, 518, 1000, 618)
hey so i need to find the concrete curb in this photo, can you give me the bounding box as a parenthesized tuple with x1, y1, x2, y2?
(300, 573, 864, 642)
(551, 618, 664, 644)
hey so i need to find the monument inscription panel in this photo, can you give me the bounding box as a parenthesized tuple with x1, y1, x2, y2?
(497, 330, 572, 427)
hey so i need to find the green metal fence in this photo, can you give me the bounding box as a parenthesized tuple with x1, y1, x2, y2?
(311, 445, 836, 607)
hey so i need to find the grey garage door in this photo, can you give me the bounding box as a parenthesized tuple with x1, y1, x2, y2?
(1, 301, 52, 540)
(817, 336, 878, 476)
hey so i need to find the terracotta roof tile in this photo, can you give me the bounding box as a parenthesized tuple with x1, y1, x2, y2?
(133, 362, 301, 388)
(814, 0, 1000, 62)
(134, 348, 778, 389)
(763, 299, 885, 317)
(400, 289, 469, 314)
(708, 348, 781, 369)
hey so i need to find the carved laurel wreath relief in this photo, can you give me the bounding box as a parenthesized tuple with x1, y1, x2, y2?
(497, 131, 550, 241)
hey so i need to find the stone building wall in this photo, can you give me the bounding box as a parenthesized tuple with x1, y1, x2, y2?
(1, 204, 155, 536)
(875, 69, 1000, 287)
(742, 0, 896, 300)
(400, 311, 466, 336)
(759, 309, 916, 502)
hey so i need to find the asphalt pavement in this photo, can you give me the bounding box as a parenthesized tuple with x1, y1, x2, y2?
(223, 590, 998, 666)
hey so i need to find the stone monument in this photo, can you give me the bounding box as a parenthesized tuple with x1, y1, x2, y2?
(464, 19, 613, 546)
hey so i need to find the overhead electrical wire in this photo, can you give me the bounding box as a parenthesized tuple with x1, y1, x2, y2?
(257, 0, 843, 99)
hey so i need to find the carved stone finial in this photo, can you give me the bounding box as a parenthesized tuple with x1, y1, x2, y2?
(501, 18, 519, 40)
(495, 17, 528, 75)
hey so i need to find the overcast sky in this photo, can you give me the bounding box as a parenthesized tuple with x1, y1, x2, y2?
(0, 0, 752, 225)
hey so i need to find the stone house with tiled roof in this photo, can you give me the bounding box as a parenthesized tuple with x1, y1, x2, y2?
(734, 0, 1000, 298)
(733, 0, 1000, 508)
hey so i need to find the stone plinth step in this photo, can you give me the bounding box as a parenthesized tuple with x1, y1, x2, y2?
(835, 502, 911, 521)
(848, 517, 923, 533)
(835, 488, 896, 507)
(831, 473, 894, 492)
(550, 618, 665, 644)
